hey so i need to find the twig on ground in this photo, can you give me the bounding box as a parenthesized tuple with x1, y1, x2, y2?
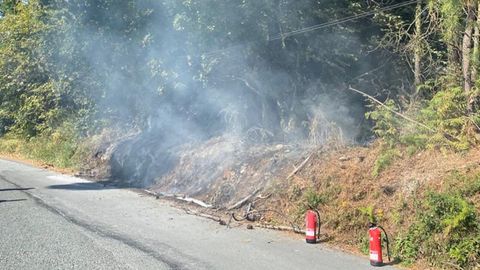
(227, 188, 260, 210)
(287, 154, 312, 179)
(183, 208, 226, 225)
(143, 189, 212, 208)
(176, 196, 213, 208)
(255, 223, 304, 234)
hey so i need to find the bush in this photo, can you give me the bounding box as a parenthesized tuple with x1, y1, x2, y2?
(358, 205, 376, 223)
(420, 87, 473, 151)
(366, 87, 480, 152)
(0, 136, 23, 154)
(26, 124, 83, 168)
(395, 192, 480, 268)
(0, 123, 88, 169)
(444, 171, 480, 197)
(372, 148, 400, 177)
(366, 99, 402, 148)
(302, 188, 328, 209)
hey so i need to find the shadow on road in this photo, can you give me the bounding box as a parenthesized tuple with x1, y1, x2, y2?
(47, 181, 126, 191)
(0, 199, 27, 203)
(383, 258, 401, 266)
(0, 188, 34, 192)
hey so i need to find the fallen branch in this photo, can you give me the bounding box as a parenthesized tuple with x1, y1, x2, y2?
(255, 193, 272, 200)
(255, 223, 304, 234)
(467, 116, 480, 133)
(183, 208, 225, 224)
(287, 154, 312, 179)
(227, 188, 260, 210)
(143, 189, 212, 208)
(348, 86, 461, 142)
(143, 189, 159, 197)
(176, 196, 213, 208)
(252, 193, 272, 206)
(348, 86, 435, 132)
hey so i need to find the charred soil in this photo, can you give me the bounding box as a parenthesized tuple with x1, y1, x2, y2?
(69, 135, 480, 269)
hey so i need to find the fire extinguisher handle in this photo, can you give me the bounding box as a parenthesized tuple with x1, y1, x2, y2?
(377, 225, 391, 262)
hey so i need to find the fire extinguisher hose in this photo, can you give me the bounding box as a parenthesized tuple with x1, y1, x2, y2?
(377, 225, 391, 262)
(230, 209, 303, 233)
(313, 209, 321, 241)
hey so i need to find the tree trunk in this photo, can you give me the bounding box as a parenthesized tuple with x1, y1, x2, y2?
(414, 0, 423, 89)
(469, 3, 480, 114)
(463, 1, 475, 93)
(472, 3, 480, 85)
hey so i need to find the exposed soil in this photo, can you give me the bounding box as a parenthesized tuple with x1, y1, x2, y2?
(65, 133, 480, 268)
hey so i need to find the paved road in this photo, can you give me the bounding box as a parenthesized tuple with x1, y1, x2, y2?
(0, 159, 397, 270)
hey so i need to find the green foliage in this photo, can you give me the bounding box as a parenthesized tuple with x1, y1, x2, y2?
(358, 205, 376, 224)
(26, 128, 78, 168)
(394, 230, 419, 265)
(420, 87, 473, 151)
(0, 135, 22, 153)
(372, 148, 400, 177)
(448, 236, 480, 268)
(294, 188, 328, 222)
(437, 0, 463, 46)
(0, 0, 19, 15)
(302, 188, 327, 209)
(0, 123, 88, 169)
(358, 234, 370, 255)
(395, 192, 480, 268)
(366, 87, 479, 152)
(366, 100, 401, 148)
(0, 1, 64, 138)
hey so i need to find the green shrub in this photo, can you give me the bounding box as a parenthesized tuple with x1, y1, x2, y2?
(401, 134, 428, 155)
(0, 136, 23, 154)
(395, 227, 421, 265)
(0, 122, 87, 169)
(366, 99, 402, 148)
(373, 148, 400, 177)
(26, 126, 79, 168)
(395, 192, 480, 268)
(294, 188, 328, 223)
(303, 188, 327, 209)
(445, 171, 480, 197)
(419, 87, 474, 151)
(366, 87, 479, 152)
(358, 205, 376, 224)
(448, 236, 480, 267)
(358, 234, 370, 255)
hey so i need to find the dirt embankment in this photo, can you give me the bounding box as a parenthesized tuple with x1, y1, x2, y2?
(260, 144, 480, 269)
(81, 132, 480, 220)
(76, 133, 480, 268)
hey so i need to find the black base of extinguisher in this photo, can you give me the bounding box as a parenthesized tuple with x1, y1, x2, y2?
(370, 261, 384, 267)
(306, 239, 317, 244)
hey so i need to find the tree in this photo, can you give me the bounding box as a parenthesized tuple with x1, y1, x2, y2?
(0, 0, 20, 15)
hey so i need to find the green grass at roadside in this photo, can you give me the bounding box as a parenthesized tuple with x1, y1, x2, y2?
(0, 128, 87, 170)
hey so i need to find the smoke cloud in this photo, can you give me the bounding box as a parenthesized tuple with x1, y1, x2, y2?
(59, 0, 396, 188)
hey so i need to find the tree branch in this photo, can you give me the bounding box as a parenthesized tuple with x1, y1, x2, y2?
(348, 86, 435, 132)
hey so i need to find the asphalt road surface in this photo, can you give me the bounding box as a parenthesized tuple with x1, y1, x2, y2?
(0, 159, 398, 270)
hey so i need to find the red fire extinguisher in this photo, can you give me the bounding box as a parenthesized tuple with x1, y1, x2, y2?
(305, 209, 321, 244)
(369, 223, 391, 266)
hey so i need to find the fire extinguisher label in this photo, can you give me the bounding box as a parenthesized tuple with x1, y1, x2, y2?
(306, 229, 315, 236)
(370, 252, 379, 261)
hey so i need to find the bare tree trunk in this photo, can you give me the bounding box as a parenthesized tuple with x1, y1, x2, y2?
(463, 1, 475, 93)
(469, 3, 480, 114)
(472, 3, 480, 85)
(414, 0, 423, 89)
